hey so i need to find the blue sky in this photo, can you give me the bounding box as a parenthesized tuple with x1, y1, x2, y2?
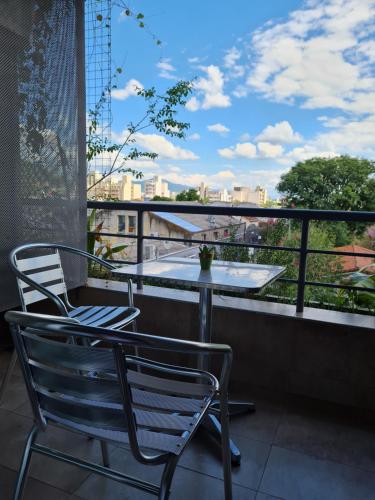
(106, 0, 375, 196)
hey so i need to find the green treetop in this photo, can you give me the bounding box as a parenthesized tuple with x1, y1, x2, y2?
(175, 189, 200, 202)
(277, 156, 375, 212)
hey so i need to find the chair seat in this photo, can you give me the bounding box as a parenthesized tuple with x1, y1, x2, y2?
(42, 365, 216, 456)
(68, 305, 140, 329)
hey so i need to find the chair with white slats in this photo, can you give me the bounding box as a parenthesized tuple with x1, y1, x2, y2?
(5, 311, 233, 500)
(0, 243, 140, 403)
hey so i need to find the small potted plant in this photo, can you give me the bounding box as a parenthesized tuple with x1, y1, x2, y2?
(199, 245, 215, 271)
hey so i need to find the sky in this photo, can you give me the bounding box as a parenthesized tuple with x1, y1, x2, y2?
(106, 0, 375, 197)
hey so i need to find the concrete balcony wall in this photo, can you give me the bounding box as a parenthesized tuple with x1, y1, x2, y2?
(77, 279, 375, 412)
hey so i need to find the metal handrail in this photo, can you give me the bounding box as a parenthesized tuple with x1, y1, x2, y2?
(87, 200, 375, 313)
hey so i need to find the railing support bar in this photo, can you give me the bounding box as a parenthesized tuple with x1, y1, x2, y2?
(296, 219, 309, 313)
(137, 209, 144, 290)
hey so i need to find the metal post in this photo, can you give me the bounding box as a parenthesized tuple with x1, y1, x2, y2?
(296, 219, 309, 313)
(137, 209, 144, 290)
(198, 287, 212, 371)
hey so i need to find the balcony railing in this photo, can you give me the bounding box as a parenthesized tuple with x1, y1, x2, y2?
(87, 200, 375, 313)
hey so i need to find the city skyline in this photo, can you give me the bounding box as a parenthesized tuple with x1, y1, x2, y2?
(107, 0, 375, 197)
(88, 171, 269, 204)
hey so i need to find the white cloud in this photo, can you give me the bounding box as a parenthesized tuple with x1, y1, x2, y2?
(218, 141, 284, 160)
(186, 65, 231, 111)
(245, 0, 375, 114)
(223, 46, 245, 78)
(207, 123, 230, 135)
(240, 133, 251, 141)
(157, 58, 177, 80)
(216, 169, 235, 178)
(159, 168, 236, 190)
(238, 168, 290, 191)
(185, 96, 200, 112)
(277, 113, 375, 165)
(188, 132, 201, 140)
(218, 142, 257, 159)
(232, 85, 248, 98)
(279, 146, 338, 165)
(256, 121, 302, 144)
(134, 132, 199, 160)
(157, 59, 175, 72)
(257, 142, 284, 158)
(112, 79, 143, 100)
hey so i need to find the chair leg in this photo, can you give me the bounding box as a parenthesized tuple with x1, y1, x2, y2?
(0, 349, 18, 404)
(159, 455, 178, 500)
(13, 425, 38, 500)
(220, 393, 233, 500)
(100, 440, 110, 467)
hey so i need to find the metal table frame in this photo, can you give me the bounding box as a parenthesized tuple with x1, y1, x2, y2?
(113, 257, 285, 465)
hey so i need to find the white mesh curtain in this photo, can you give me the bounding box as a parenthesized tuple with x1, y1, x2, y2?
(0, 0, 86, 310)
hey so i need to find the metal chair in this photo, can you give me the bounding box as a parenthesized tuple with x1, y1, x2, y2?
(5, 310, 233, 500)
(0, 243, 140, 403)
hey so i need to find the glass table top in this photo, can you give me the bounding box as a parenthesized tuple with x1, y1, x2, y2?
(113, 257, 285, 293)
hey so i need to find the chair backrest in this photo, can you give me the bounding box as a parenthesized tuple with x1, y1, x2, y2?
(13, 248, 68, 311)
(9, 243, 127, 316)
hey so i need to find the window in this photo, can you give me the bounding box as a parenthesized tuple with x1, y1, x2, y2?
(118, 215, 126, 233)
(224, 229, 229, 238)
(214, 231, 219, 240)
(128, 215, 136, 233)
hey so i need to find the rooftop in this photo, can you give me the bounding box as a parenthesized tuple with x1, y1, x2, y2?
(334, 245, 375, 273)
(150, 211, 244, 234)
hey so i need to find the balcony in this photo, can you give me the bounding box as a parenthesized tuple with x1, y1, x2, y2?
(1, 201, 374, 499)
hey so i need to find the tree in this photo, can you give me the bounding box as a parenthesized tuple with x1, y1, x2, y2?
(220, 227, 250, 263)
(175, 189, 200, 202)
(254, 220, 342, 306)
(151, 196, 172, 201)
(277, 156, 375, 243)
(86, 5, 193, 193)
(277, 156, 375, 212)
(87, 81, 193, 193)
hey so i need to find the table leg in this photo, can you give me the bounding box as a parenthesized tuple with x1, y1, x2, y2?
(201, 414, 241, 466)
(198, 287, 212, 371)
(197, 286, 255, 465)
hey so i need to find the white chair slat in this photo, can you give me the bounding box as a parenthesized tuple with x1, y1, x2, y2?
(18, 268, 64, 289)
(22, 282, 67, 306)
(17, 253, 61, 272)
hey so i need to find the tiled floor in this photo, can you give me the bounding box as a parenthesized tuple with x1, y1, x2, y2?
(1, 351, 375, 500)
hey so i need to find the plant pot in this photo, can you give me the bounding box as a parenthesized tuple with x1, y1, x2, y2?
(199, 253, 214, 271)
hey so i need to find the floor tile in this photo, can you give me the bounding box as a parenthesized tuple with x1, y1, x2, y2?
(0, 374, 29, 412)
(274, 408, 375, 472)
(0, 408, 115, 495)
(228, 399, 284, 444)
(0, 408, 34, 471)
(178, 429, 270, 490)
(0, 463, 71, 500)
(28, 425, 116, 494)
(260, 446, 375, 500)
(74, 446, 256, 500)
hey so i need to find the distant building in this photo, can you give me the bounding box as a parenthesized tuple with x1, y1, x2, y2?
(198, 182, 208, 199)
(198, 182, 231, 202)
(231, 185, 267, 205)
(87, 172, 142, 200)
(144, 176, 170, 199)
(92, 204, 246, 262)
